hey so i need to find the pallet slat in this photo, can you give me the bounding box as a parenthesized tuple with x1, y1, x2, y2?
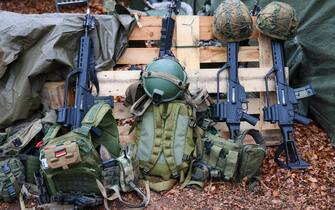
(129, 16, 259, 41)
(176, 16, 200, 69)
(117, 46, 259, 64)
(97, 67, 285, 96)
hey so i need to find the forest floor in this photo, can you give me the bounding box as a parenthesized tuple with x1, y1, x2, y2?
(0, 1, 334, 209)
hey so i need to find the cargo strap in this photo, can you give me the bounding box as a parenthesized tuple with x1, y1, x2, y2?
(96, 180, 150, 209)
(142, 71, 189, 91)
(74, 103, 111, 136)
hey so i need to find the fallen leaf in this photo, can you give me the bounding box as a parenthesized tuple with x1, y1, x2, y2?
(308, 177, 318, 183)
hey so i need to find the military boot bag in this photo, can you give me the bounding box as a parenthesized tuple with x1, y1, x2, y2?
(132, 101, 196, 192)
(39, 102, 121, 202)
(190, 129, 266, 188)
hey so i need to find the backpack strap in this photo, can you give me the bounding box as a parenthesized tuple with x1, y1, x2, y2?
(162, 103, 181, 178)
(142, 105, 167, 174)
(74, 103, 111, 136)
(142, 71, 189, 91)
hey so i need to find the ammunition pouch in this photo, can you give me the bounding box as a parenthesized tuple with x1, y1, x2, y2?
(190, 129, 266, 187)
(45, 141, 82, 170)
(97, 150, 150, 209)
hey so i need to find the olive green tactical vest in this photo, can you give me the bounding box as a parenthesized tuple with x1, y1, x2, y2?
(190, 129, 266, 188)
(40, 102, 121, 196)
(134, 102, 196, 192)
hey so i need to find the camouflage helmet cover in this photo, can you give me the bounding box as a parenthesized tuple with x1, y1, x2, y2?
(256, 1, 299, 40)
(212, 0, 253, 42)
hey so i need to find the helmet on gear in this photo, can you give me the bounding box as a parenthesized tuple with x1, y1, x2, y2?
(142, 56, 188, 103)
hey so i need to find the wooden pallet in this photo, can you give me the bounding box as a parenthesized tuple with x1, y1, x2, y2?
(97, 16, 283, 145)
(43, 16, 283, 145)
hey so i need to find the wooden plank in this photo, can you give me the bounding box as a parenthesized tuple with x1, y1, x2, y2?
(176, 16, 200, 69)
(97, 68, 282, 96)
(129, 16, 166, 41)
(129, 16, 259, 41)
(258, 34, 279, 131)
(200, 46, 259, 63)
(117, 46, 259, 64)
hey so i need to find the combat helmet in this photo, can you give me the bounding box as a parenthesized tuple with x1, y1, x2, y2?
(142, 56, 188, 103)
(256, 1, 298, 40)
(212, 0, 253, 42)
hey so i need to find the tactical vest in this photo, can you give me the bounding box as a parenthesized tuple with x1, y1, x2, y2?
(0, 158, 25, 202)
(190, 129, 266, 188)
(133, 102, 196, 192)
(39, 102, 121, 197)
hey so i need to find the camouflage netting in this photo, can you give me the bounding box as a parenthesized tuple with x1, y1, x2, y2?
(256, 1, 299, 40)
(212, 0, 253, 42)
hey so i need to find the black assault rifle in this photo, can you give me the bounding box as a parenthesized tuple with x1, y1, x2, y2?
(159, 0, 181, 57)
(57, 10, 113, 129)
(214, 42, 259, 139)
(264, 40, 314, 169)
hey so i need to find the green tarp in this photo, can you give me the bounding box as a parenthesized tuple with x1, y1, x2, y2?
(0, 11, 135, 128)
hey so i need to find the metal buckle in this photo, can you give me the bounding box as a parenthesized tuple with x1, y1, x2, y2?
(12, 137, 22, 147)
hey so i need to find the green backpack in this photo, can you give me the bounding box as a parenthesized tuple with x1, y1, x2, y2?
(39, 102, 121, 198)
(133, 102, 196, 192)
(191, 129, 266, 188)
(0, 157, 25, 202)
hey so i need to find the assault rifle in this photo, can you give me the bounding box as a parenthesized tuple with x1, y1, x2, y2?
(57, 10, 113, 129)
(264, 40, 314, 169)
(159, 0, 181, 57)
(214, 42, 259, 139)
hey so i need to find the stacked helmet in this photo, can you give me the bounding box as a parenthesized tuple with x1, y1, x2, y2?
(142, 57, 188, 103)
(256, 1, 298, 40)
(212, 0, 253, 42)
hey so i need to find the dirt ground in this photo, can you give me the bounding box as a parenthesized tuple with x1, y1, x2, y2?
(0, 1, 334, 209)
